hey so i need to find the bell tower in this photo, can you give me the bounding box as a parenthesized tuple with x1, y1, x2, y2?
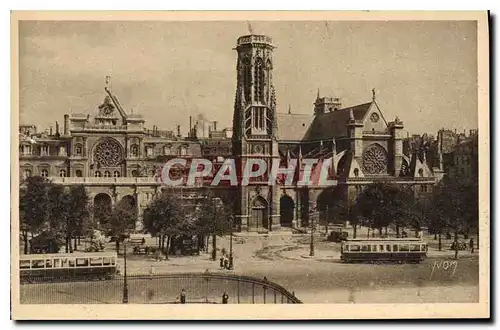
(232, 34, 280, 232)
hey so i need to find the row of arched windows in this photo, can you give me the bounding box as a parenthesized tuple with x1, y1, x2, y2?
(129, 145, 188, 157)
(94, 171, 121, 177)
(22, 168, 68, 179)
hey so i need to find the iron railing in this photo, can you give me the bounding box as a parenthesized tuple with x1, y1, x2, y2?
(20, 272, 301, 304)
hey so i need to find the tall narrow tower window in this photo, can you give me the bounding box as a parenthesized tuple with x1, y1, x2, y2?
(252, 107, 266, 133)
(254, 58, 264, 103)
(242, 57, 251, 102)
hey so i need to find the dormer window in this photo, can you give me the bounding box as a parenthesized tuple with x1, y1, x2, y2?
(41, 145, 49, 156)
(163, 145, 172, 155)
(178, 146, 188, 156)
(130, 145, 139, 158)
(20, 145, 31, 156)
(145, 146, 154, 157)
(418, 169, 424, 177)
(59, 146, 67, 156)
(74, 144, 83, 156)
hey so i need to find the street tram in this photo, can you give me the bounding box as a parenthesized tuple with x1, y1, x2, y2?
(19, 252, 118, 283)
(340, 238, 428, 263)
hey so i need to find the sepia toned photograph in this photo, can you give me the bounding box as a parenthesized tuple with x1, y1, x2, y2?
(11, 11, 489, 320)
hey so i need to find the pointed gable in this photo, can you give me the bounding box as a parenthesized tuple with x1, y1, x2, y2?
(361, 101, 389, 133)
(409, 153, 433, 178)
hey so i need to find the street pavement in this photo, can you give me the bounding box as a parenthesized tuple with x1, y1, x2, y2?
(21, 227, 480, 304)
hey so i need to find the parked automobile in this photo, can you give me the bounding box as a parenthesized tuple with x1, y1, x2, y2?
(327, 227, 349, 242)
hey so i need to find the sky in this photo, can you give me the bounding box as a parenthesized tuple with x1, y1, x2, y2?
(18, 20, 478, 136)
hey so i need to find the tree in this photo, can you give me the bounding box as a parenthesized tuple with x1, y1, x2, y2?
(428, 175, 477, 258)
(46, 184, 72, 252)
(142, 192, 184, 260)
(66, 185, 90, 251)
(105, 199, 137, 253)
(194, 191, 233, 261)
(346, 201, 359, 239)
(357, 182, 417, 237)
(19, 176, 52, 254)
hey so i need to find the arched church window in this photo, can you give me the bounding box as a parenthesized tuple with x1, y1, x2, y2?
(75, 170, 83, 177)
(104, 171, 111, 177)
(95, 171, 102, 177)
(163, 145, 172, 155)
(40, 169, 48, 177)
(354, 168, 359, 177)
(418, 169, 424, 177)
(59, 169, 66, 177)
(131, 170, 138, 177)
(113, 171, 120, 178)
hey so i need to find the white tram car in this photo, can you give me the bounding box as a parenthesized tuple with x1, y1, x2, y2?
(340, 238, 428, 263)
(20, 252, 118, 283)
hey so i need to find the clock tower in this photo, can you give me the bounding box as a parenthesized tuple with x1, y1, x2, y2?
(232, 34, 280, 232)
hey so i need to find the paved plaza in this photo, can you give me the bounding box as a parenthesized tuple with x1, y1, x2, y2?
(21, 226, 479, 304)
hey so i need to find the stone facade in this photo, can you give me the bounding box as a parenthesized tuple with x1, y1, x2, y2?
(19, 33, 444, 233)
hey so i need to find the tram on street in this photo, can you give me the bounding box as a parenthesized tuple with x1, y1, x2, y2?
(20, 252, 118, 283)
(340, 238, 428, 263)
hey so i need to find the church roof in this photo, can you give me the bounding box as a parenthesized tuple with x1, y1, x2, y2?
(303, 102, 372, 141)
(276, 113, 315, 141)
(276, 101, 373, 142)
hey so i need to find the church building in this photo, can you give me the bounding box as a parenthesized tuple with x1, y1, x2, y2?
(19, 33, 442, 233)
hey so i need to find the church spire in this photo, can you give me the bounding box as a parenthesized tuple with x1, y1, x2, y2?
(317, 88, 320, 100)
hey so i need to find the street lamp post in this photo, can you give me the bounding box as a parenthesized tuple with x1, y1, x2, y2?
(122, 240, 129, 304)
(229, 215, 234, 270)
(310, 207, 315, 257)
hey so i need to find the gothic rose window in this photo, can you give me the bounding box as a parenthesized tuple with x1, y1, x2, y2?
(362, 144, 388, 174)
(94, 139, 123, 167)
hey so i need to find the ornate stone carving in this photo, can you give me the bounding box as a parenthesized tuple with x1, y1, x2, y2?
(362, 144, 388, 174)
(98, 96, 116, 117)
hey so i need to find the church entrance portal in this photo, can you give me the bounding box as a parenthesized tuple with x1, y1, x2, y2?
(280, 194, 295, 227)
(250, 196, 269, 232)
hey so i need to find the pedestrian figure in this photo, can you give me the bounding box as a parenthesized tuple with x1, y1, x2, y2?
(180, 288, 186, 304)
(224, 256, 229, 269)
(470, 238, 474, 253)
(220, 256, 225, 269)
(222, 291, 229, 304)
(263, 276, 268, 283)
